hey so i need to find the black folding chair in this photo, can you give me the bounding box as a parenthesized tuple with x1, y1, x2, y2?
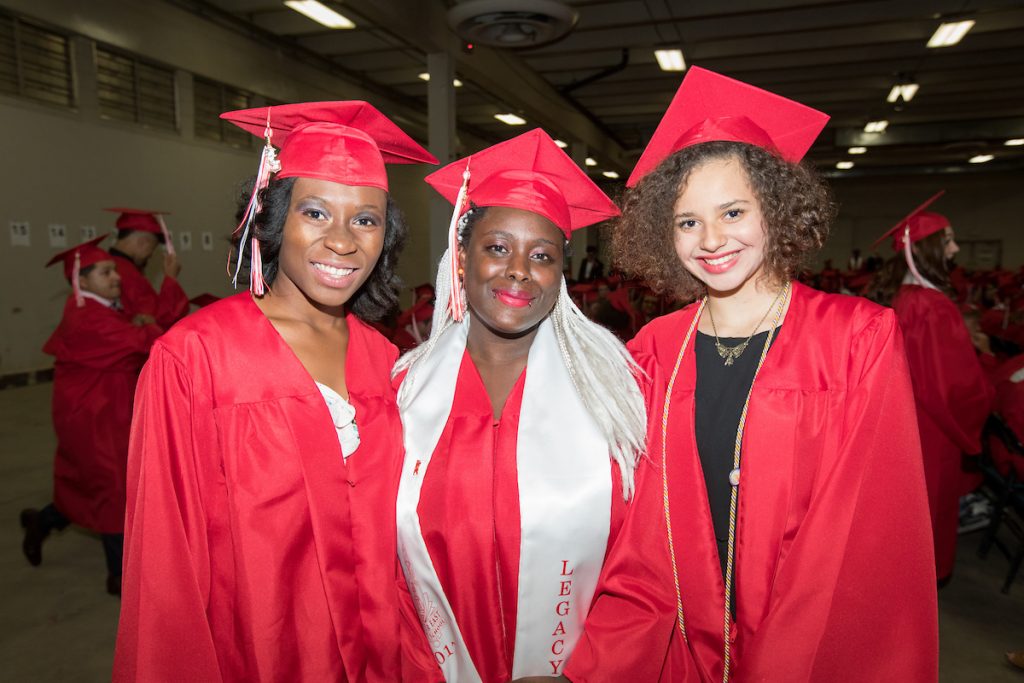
(977, 413, 1024, 593)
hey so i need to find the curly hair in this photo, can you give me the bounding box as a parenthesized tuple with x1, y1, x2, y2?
(231, 175, 408, 321)
(611, 141, 835, 301)
(865, 230, 953, 307)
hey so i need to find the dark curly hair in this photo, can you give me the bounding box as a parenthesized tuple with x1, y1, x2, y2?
(865, 230, 953, 307)
(611, 141, 835, 301)
(231, 175, 408, 321)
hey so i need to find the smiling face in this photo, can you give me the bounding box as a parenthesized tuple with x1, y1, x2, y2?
(672, 157, 770, 297)
(459, 206, 565, 338)
(272, 177, 388, 309)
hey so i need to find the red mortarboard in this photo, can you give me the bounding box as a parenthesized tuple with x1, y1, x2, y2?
(425, 128, 620, 237)
(413, 283, 436, 300)
(46, 234, 112, 280)
(104, 208, 170, 241)
(189, 293, 221, 308)
(627, 66, 830, 187)
(871, 191, 948, 251)
(221, 101, 437, 192)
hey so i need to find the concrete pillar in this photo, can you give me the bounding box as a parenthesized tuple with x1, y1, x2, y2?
(70, 36, 98, 121)
(427, 51, 456, 275)
(569, 141, 591, 274)
(174, 70, 194, 140)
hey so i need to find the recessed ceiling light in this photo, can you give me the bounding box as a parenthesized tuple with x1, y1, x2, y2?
(654, 49, 686, 72)
(602, 171, 620, 179)
(554, 139, 568, 149)
(585, 157, 597, 167)
(864, 120, 889, 133)
(284, 1, 355, 29)
(969, 154, 994, 163)
(848, 147, 867, 154)
(886, 83, 919, 103)
(494, 113, 526, 126)
(417, 73, 463, 87)
(836, 161, 855, 170)
(927, 20, 975, 48)
(1005, 139, 1024, 146)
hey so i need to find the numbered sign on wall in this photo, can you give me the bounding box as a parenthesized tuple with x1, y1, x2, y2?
(179, 231, 192, 251)
(81, 225, 97, 242)
(9, 221, 30, 247)
(201, 231, 214, 251)
(48, 224, 68, 248)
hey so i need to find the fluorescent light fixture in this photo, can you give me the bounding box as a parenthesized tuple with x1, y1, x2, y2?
(836, 161, 855, 170)
(864, 120, 889, 133)
(969, 154, 994, 163)
(886, 83, 919, 103)
(554, 139, 568, 148)
(284, 0, 355, 29)
(1005, 139, 1024, 146)
(602, 171, 620, 179)
(585, 157, 597, 167)
(494, 113, 526, 126)
(927, 20, 975, 48)
(417, 73, 462, 87)
(654, 49, 686, 72)
(848, 147, 867, 154)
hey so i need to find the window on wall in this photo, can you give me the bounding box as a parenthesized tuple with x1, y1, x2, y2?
(95, 44, 177, 131)
(193, 75, 253, 147)
(0, 13, 73, 108)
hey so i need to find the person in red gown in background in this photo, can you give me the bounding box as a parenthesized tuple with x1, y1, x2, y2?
(20, 236, 162, 596)
(105, 208, 189, 331)
(615, 67, 938, 681)
(392, 300, 433, 352)
(394, 129, 674, 683)
(868, 193, 995, 584)
(113, 102, 437, 682)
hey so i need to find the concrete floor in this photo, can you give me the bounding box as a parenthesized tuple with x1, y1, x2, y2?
(1, 382, 1023, 681)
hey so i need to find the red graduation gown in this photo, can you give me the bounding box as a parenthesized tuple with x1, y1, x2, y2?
(399, 351, 675, 683)
(893, 285, 994, 580)
(114, 293, 404, 682)
(43, 296, 162, 534)
(112, 252, 189, 330)
(629, 281, 938, 682)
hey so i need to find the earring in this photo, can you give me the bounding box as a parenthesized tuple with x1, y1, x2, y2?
(458, 268, 464, 277)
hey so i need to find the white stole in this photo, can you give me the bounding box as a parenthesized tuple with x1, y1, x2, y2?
(396, 317, 612, 681)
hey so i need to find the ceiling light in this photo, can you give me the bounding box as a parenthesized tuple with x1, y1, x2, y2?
(836, 161, 854, 170)
(969, 154, 994, 163)
(886, 83, 919, 103)
(602, 171, 620, 179)
(585, 157, 597, 167)
(654, 49, 686, 72)
(864, 120, 889, 133)
(494, 113, 526, 126)
(284, 1, 355, 29)
(927, 20, 975, 48)
(848, 147, 867, 155)
(417, 73, 463, 87)
(1005, 139, 1024, 146)
(554, 139, 568, 149)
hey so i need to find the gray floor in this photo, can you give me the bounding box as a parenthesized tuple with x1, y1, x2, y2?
(1, 382, 1022, 681)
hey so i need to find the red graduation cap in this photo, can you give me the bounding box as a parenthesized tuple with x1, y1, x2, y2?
(627, 66, 830, 187)
(103, 207, 169, 238)
(871, 191, 948, 251)
(45, 234, 113, 306)
(413, 283, 436, 302)
(426, 128, 619, 236)
(221, 101, 437, 192)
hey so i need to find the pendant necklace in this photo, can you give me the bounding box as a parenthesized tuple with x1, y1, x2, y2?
(706, 286, 788, 366)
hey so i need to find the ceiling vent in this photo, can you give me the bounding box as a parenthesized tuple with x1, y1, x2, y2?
(447, 0, 579, 49)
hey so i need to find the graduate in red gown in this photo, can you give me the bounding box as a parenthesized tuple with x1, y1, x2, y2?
(868, 194, 994, 583)
(105, 207, 189, 331)
(20, 236, 162, 596)
(615, 67, 938, 681)
(113, 101, 437, 682)
(395, 129, 675, 683)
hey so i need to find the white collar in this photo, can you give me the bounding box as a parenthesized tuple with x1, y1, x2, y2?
(79, 290, 117, 309)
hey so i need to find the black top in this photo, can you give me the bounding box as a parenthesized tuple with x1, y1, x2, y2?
(694, 327, 781, 586)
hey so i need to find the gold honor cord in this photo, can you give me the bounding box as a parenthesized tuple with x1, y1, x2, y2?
(660, 282, 791, 682)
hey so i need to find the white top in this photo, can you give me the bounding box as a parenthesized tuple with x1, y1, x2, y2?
(315, 382, 360, 459)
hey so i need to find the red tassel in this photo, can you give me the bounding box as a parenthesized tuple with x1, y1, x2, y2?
(157, 215, 175, 256)
(249, 236, 266, 296)
(72, 251, 84, 307)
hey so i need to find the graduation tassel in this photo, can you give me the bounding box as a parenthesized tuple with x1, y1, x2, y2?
(903, 225, 938, 290)
(446, 161, 471, 321)
(72, 250, 84, 307)
(229, 109, 280, 293)
(156, 214, 175, 257)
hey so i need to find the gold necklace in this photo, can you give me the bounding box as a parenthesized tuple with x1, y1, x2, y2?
(706, 286, 788, 366)
(660, 281, 791, 682)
